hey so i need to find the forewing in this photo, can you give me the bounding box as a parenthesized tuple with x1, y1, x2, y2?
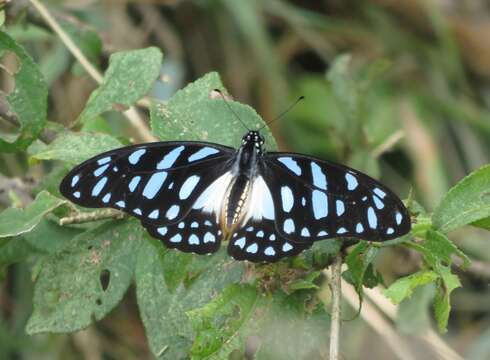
(263, 153, 411, 242)
(142, 209, 222, 254)
(227, 219, 311, 262)
(60, 141, 234, 225)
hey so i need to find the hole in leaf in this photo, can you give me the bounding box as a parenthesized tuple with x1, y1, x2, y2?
(99, 269, 111, 291)
(96, 298, 102, 305)
(87, 245, 93, 250)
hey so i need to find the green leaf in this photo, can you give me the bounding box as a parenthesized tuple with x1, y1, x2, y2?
(150, 72, 277, 149)
(78, 47, 163, 123)
(434, 266, 461, 333)
(384, 270, 439, 304)
(471, 216, 490, 231)
(432, 165, 490, 233)
(0, 191, 66, 239)
(135, 240, 244, 359)
(161, 250, 193, 292)
(344, 242, 380, 292)
(23, 219, 83, 254)
(288, 271, 321, 291)
(0, 237, 39, 271)
(254, 291, 330, 360)
(396, 284, 436, 334)
(30, 131, 122, 164)
(187, 284, 259, 359)
(423, 229, 470, 268)
(0, 30, 48, 152)
(26, 220, 143, 334)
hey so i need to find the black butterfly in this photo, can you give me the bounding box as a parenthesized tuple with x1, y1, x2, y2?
(60, 130, 411, 262)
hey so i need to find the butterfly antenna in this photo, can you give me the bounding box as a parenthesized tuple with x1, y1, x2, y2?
(259, 96, 305, 130)
(213, 89, 250, 131)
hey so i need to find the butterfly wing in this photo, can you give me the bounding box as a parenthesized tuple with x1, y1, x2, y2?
(227, 218, 312, 262)
(142, 209, 222, 254)
(262, 153, 411, 242)
(60, 141, 235, 226)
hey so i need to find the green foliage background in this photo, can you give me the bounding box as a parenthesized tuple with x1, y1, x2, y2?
(0, 1, 489, 359)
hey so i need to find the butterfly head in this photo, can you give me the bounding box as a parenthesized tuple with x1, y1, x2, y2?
(241, 130, 265, 154)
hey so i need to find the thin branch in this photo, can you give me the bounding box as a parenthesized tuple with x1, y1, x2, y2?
(320, 266, 415, 360)
(329, 254, 342, 360)
(28, 0, 156, 143)
(372, 130, 405, 158)
(59, 209, 125, 226)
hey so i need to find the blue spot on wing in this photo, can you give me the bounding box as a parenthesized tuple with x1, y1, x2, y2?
(277, 157, 302, 176)
(179, 175, 200, 200)
(157, 146, 185, 169)
(312, 190, 328, 219)
(142, 172, 167, 199)
(188, 147, 220, 162)
(128, 149, 146, 165)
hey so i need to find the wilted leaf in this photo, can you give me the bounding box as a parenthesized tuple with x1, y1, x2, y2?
(26, 220, 143, 334)
(78, 47, 162, 123)
(0, 30, 48, 152)
(0, 191, 66, 239)
(432, 165, 490, 233)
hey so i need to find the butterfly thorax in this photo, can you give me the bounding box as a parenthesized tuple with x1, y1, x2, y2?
(221, 131, 264, 236)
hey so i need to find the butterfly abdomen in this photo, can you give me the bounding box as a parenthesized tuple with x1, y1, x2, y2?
(223, 175, 251, 230)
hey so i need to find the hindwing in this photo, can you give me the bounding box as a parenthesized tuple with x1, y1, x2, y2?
(263, 153, 411, 242)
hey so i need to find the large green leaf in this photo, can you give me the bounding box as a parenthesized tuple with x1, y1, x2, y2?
(0, 191, 66, 239)
(150, 72, 277, 149)
(23, 219, 83, 254)
(254, 292, 330, 360)
(30, 131, 122, 165)
(0, 30, 48, 152)
(26, 220, 143, 334)
(135, 240, 244, 359)
(78, 47, 163, 123)
(187, 284, 259, 359)
(432, 165, 490, 233)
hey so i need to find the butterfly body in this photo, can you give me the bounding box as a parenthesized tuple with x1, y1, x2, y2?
(60, 130, 411, 262)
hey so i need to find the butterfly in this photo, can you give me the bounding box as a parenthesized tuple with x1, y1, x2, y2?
(60, 130, 411, 262)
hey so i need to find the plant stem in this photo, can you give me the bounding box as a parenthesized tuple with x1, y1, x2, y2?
(329, 253, 342, 360)
(28, 0, 156, 142)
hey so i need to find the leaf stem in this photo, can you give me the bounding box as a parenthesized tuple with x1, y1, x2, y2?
(329, 253, 342, 360)
(28, 0, 156, 143)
